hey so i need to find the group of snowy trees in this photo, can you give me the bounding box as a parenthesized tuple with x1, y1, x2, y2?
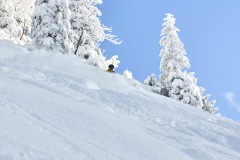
(32, 0, 121, 69)
(144, 13, 218, 114)
(0, 0, 120, 70)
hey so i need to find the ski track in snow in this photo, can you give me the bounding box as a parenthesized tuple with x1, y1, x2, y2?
(0, 40, 240, 160)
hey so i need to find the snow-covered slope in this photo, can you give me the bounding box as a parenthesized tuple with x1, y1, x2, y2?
(0, 39, 240, 160)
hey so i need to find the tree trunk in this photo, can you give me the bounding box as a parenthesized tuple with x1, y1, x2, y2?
(74, 27, 84, 55)
(19, 20, 26, 41)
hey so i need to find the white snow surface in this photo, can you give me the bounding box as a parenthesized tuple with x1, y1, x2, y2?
(0, 39, 240, 160)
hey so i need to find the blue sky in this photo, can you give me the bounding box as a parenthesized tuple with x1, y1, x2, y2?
(98, 0, 240, 121)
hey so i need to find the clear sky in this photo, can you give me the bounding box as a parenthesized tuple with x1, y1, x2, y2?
(98, 0, 240, 121)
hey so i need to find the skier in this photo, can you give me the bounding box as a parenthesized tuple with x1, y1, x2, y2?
(107, 64, 115, 73)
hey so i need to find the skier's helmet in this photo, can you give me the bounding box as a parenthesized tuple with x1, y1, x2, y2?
(108, 64, 114, 70)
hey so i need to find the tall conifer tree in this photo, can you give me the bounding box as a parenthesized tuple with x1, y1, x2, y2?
(159, 13, 217, 111)
(144, 13, 218, 113)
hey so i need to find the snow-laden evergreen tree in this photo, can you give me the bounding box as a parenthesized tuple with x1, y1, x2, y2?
(0, 0, 18, 38)
(167, 71, 204, 108)
(0, 0, 34, 41)
(157, 13, 219, 112)
(69, 0, 121, 69)
(13, 0, 35, 42)
(32, 0, 73, 54)
(159, 13, 190, 82)
(159, 13, 218, 110)
(123, 69, 133, 79)
(202, 94, 219, 114)
(159, 13, 202, 106)
(144, 74, 170, 96)
(144, 74, 156, 87)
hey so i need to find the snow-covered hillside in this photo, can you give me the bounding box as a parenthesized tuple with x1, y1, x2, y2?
(0, 39, 240, 160)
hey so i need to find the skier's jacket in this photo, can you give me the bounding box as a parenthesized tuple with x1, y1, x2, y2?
(106, 69, 115, 73)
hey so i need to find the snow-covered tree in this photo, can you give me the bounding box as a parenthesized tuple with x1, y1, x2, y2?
(158, 13, 218, 112)
(167, 71, 203, 108)
(144, 74, 169, 96)
(69, 0, 121, 69)
(13, 0, 35, 42)
(144, 74, 156, 86)
(0, 0, 18, 38)
(202, 94, 219, 114)
(159, 13, 190, 82)
(32, 0, 73, 54)
(123, 69, 133, 79)
(158, 13, 201, 108)
(0, 0, 34, 41)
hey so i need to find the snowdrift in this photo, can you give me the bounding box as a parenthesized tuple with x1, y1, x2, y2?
(0, 39, 240, 160)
